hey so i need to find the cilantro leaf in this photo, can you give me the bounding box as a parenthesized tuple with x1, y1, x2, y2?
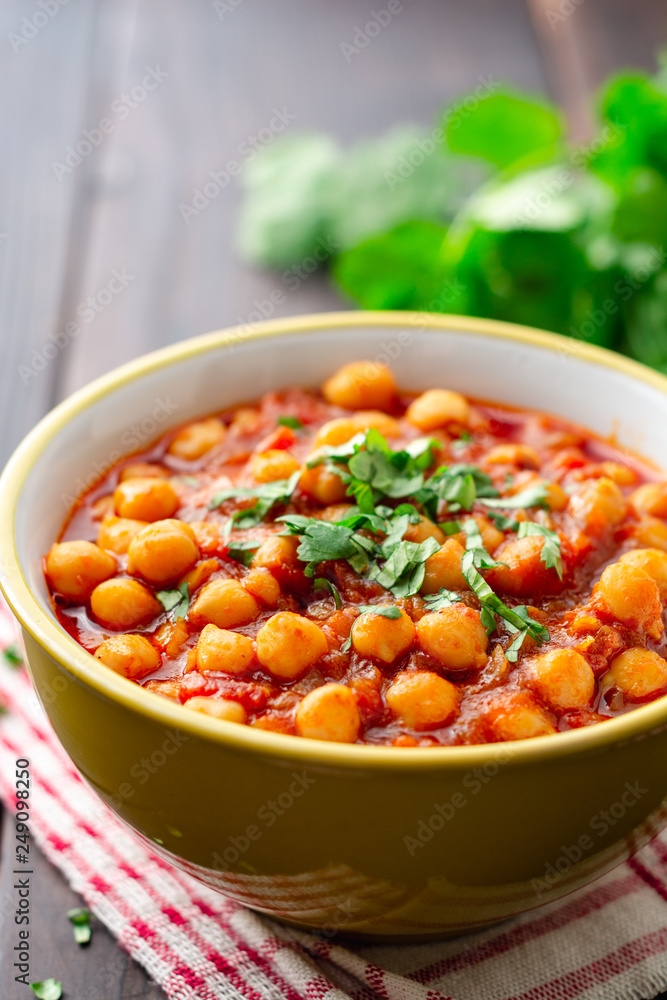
(357, 605, 402, 619)
(505, 627, 531, 663)
(226, 539, 261, 567)
(67, 906, 92, 945)
(478, 482, 548, 510)
(209, 471, 300, 527)
(156, 582, 190, 620)
(279, 516, 380, 576)
(427, 463, 498, 514)
(312, 429, 438, 515)
(30, 982, 62, 1000)
(423, 588, 464, 610)
(370, 537, 440, 598)
(445, 89, 563, 170)
(461, 554, 549, 651)
(277, 415, 304, 429)
(517, 521, 563, 579)
(313, 578, 343, 609)
(460, 517, 503, 570)
(3, 642, 23, 667)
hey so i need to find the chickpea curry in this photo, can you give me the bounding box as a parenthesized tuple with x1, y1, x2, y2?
(45, 361, 667, 746)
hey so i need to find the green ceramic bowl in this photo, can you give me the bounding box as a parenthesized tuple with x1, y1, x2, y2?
(2, 312, 667, 941)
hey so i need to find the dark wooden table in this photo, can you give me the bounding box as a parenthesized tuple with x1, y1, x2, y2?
(1, 1, 665, 996)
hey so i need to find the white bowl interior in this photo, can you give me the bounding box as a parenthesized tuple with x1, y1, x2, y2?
(13, 322, 667, 620)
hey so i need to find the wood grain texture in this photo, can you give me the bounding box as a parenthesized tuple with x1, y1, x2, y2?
(0, 0, 665, 997)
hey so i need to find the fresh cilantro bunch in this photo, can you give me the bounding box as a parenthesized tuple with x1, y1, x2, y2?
(239, 57, 667, 373)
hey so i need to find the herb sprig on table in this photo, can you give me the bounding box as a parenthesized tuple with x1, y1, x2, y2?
(239, 57, 667, 374)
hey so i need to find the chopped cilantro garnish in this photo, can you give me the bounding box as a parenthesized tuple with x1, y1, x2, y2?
(226, 538, 261, 567)
(67, 906, 92, 945)
(357, 604, 402, 618)
(369, 537, 440, 598)
(461, 557, 549, 659)
(423, 588, 464, 610)
(517, 521, 563, 579)
(209, 471, 300, 526)
(311, 429, 438, 515)
(279, 515, 380, 576)
(480, 482, 548, 510)
(30, 982, 62, 1000)
(460, 517, 503, 571)
(3, 642, 23, 667)
(156, 582, 190, 620)
(313, 578, 343, 608)
(277, 415, 304, 429)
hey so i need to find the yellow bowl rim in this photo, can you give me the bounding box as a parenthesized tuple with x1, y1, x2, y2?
(3, 309, 667, 771)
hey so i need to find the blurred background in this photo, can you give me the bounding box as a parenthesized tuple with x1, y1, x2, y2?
(1, 3, 667, 991)
(2, 0, 666, 474)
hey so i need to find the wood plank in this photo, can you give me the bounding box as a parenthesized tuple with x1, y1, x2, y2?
(60, 0, 548, 396)
(0, 0, 102, 469)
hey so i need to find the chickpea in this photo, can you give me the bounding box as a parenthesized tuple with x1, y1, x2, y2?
(90, 578, 162, 630)
(188, 578, 260, 629)
(119, 462, 167, 481)
(45, 540, 117, 602)
(486, 444, 540, 469)
(196, 623, 255, 674)
(256, 611, 328, 678)
(97, 516, 148, 555)
(314, 411, 401, 448)
(295, 684, 361, 742)
(542, 480, 569, 512)
(353, 410, 402, 438)
(630, 482, 667, 518)
(603, 648, 667, 702)
(619, 548, 667, 600)
(184, 696, 247, 723)
(251, 535, 301, 581)
(154, 617, 189, 658)
(242, 567, 281, 607)
(488, 535, 561, 598)
(167, 418, 226, 461)
(91, 495, 115, 521)
(190, 520, 225, 556)
(114, 477, 179, 522)
(319, 504, 355, 522)
(472, 514, 505, 555)
(483, 691, 556, 741)
(406, 389, 471, 431)
(568, 478, 626, 536)
(416, 606, 488, 672)
(386, 670, 459, 730)
(634, 516, 667, 551)
(322, 360, 397, 412)
(524, 647, 595, 711)
(591, 562, 663, 641)
(314, 418, 360, 448)
(421, 539, 468, 594)
(351, 606, 416, 664)
(599, 461, 637, 486)
(181, 558, 219, 594)
(94, 634, 160, 679)
(250, 450, 300, 483)
(299, 464, 348, 504)
(404, 515, 446, 545)
(127, 519, 199, 585)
